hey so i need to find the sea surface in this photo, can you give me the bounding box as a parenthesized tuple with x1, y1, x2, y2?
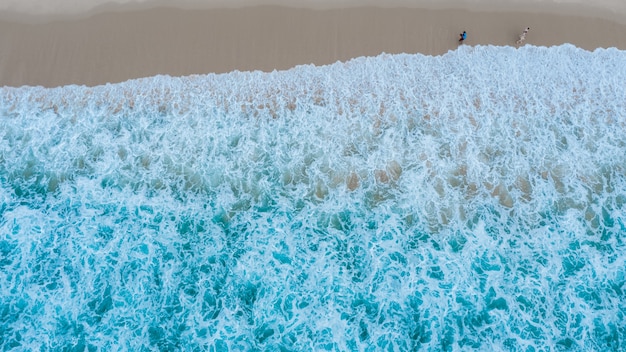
(1, 44, 625, 351)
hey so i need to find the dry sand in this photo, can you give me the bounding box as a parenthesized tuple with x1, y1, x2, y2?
(1, 4, 626, 87)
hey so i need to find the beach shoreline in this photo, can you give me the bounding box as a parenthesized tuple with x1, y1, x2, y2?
(1, 3, 626, 88)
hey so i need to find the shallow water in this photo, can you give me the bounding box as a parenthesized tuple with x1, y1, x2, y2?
(1, 44, 625, 351)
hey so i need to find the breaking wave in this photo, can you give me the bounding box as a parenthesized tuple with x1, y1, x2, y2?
(1, 44, 625, 350)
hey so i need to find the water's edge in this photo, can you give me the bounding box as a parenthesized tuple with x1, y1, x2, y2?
(1, 44, 625, 350)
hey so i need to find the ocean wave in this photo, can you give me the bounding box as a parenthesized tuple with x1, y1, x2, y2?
(1, 44, 625, 350)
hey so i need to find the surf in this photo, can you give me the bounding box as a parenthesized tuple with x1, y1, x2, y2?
(0, 44, 625, 350)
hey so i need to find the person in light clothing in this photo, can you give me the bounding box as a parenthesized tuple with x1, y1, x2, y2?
(516, 27, 530, 45)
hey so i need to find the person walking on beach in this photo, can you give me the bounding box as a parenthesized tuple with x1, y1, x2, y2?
(459, 31, 467, 43)
(516, 27, 530, 45)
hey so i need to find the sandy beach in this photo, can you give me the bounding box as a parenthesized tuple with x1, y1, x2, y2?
(1, 2, 626, 87)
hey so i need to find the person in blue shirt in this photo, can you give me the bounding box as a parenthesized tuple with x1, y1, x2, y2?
(459, 31, 467, 43)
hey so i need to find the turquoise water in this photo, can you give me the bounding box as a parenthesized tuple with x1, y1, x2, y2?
(1, 44, 625, 351)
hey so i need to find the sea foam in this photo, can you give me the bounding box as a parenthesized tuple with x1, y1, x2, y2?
(0, 44, 625, 350)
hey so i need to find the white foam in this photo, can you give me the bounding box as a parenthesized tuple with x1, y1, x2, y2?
(1, 45, 625, 219)
(1, 44, 625, 350)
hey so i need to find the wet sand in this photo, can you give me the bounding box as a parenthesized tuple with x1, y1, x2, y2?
(1, 4, 626, 87)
